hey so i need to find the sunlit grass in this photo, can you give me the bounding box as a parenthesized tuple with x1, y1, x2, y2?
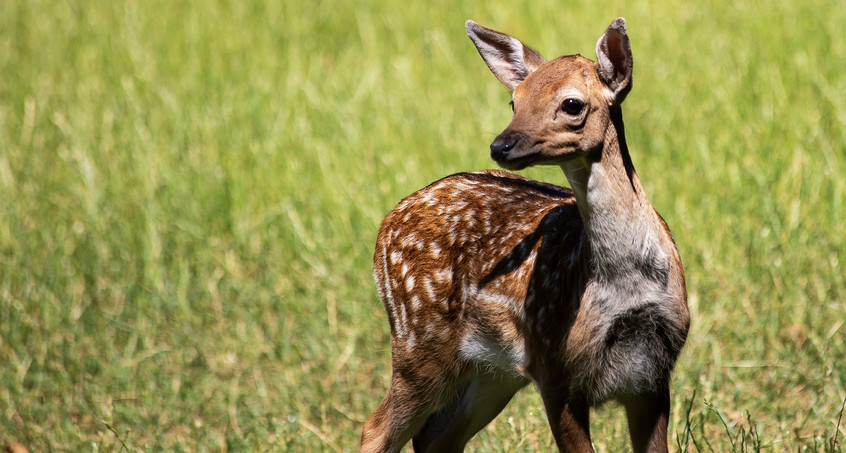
(0, 0, 844, 450)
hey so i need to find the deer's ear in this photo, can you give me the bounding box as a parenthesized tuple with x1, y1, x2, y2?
(595, 17, 633, 103)
(466, 20, 546, 91)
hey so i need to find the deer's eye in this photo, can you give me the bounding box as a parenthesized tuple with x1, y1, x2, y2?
(561, 98, 585, 115)
(508, 100, 515, 112)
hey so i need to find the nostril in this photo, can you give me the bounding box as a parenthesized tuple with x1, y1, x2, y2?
(490, 138, 516, 160)
(490, 140, 514, 153)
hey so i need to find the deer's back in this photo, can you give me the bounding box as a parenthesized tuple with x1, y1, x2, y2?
(374, 170, 589, 376)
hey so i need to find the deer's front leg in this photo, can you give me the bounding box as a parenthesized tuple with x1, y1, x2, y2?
(621, 387, 671, 453)
(538, 383, 594, 453)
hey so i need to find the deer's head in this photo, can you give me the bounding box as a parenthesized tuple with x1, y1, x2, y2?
(466, 18, 633, 170)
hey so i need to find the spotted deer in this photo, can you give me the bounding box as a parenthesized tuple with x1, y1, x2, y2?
(360, 18, 690, 453)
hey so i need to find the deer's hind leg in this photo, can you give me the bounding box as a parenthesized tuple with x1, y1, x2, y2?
(411, 370, 528, 453)
(361, 334, 469, 453)
(361, 371, 448, 453)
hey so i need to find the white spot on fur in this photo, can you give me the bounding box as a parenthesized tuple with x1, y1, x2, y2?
(434, 267, 452, 284)
(401, 232, 418, 250)
(390, 250, 402, 265)
(379, 243, 401, 338)
(423, 277, 436, 301)
(430, 242, 441, 259)
(397, 298, 409, 337)
(405, 330, 416, 351)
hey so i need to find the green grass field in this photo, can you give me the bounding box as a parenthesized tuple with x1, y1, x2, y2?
(1, 0, 844, 451)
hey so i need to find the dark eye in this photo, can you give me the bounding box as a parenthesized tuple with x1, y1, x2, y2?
(561, 98, 585, 115)
(508, 100, 515, 112)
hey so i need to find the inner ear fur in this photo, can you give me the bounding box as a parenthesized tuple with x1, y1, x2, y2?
(595, 17, 633, 103)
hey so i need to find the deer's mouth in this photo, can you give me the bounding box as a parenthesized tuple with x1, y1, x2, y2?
(490, 131, 543, 170)
(492, 145, 578, 170)
(494, 154, 535, 170)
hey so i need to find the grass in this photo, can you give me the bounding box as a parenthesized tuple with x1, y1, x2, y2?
(1, 0, 844, 451)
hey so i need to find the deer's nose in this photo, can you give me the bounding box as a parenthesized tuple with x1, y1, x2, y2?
(490, 136, 516, 161)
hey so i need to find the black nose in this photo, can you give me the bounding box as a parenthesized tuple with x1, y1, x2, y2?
(490, 137, 516, 161)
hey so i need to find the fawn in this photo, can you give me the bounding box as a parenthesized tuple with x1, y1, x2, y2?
(361, 18, 690, 453)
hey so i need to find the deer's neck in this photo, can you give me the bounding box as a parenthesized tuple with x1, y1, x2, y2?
(561, 107, 669, 282)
